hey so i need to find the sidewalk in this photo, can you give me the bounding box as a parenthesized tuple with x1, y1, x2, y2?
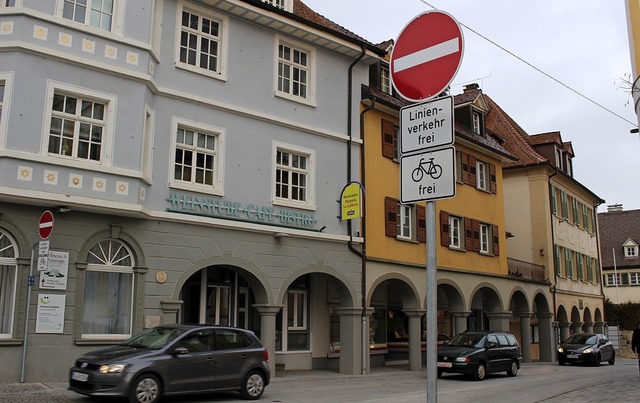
(2, 361, 639, 402)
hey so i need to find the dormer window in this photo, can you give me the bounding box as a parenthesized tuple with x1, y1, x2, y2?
(555, 148, 563, 170)
(472, 111, 481, 134)
(381, 65, 391, 94)
(261, 0, 292, 12)
(624, 238, 639, 258)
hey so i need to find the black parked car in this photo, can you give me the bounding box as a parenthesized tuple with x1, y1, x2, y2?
(69, 324, 270, 403)
(557, 333, 615, 366)
(437, 330, 522, 381)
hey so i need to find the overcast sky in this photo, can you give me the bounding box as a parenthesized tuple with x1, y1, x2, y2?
(303, 0, 638, 212)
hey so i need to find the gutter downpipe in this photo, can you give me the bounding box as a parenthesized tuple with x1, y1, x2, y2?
(548, 168, 559, 348)
(346, 45, 367, 375)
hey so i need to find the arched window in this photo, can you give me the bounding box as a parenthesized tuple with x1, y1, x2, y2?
(82, 239, 134, 338)
(0, 229, 18, 338)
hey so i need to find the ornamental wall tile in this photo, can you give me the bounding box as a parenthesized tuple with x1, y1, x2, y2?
(82, 39, 95, 54)
(44, 170, 58, 185)
(116, 181, 129, 195)
(0, 21, 14, 35)
(58, 32, 72, 47)
(69, 174, 83, 189)
(126, 51, 139, 66)
(93, 177, 107, 192)
(17, 166, 32, 181)
(33, 25, 48, 41)
(104, 45, 117, 60)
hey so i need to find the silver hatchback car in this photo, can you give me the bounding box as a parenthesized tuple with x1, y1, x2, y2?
(69, 324, 270, 403)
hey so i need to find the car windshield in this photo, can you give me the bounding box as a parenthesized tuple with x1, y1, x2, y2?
(565, 334, 597, 345)
(447, 333, 486, 348)
(120, 327, 186, 349)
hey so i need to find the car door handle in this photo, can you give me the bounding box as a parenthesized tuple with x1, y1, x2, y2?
(206, 357, 215, 362)
(240, 354, 249, 359)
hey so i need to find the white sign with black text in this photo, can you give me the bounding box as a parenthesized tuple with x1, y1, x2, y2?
(401, 147, 456, 203)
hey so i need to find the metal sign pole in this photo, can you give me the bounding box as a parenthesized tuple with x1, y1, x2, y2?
(426, 200, 437, 402)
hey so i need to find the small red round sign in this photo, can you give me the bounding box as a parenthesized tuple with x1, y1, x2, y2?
(390, 10, 464, 102)
(39, 210, 54, 239)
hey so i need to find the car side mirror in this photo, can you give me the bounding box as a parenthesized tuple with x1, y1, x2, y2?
(172, 346, 190, 355)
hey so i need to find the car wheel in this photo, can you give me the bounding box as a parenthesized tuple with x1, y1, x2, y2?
(593, 353, 601, 366)
(240, 370, 266, 400)
(473, 363, 486, 381)
(558, 358, 565, 366)
(507, 361, 518, 377)
(129, 373, 161, 403)
(437, 369, 443, 379)
(608, 352, 616, 365)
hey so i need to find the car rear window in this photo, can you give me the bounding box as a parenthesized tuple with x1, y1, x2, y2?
(215, 330, 254, 350)
(496, 334, 509, 347)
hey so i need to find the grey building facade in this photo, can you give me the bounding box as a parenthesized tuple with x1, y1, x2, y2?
(0, 0, 384, 381)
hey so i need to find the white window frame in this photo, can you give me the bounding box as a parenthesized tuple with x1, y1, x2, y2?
(624, 239, 639, 258)
(0, 229, 18, 339)
(605, 273, 622, 286)
(479, 223, 490, 254)
(175, 0, 229, 81)
(449, 215, 462, 249)
(169, 117, 225, 196)
(42, 81, 116, 168)
(0, 72, 13, 150)
(272, 141, 315, 210)
(82, 239, 134, 339)
(476, 160, 489, 191)
(472, 110, 481, 134)
(381, 65, 391, 94)
(396, 203, 414, 241)
(287, 289, 307, 330)
(630, 272, 640, 286)
(141, 105, 155, 183)
(261, 0, 292, 12)
(56, 0, 125, 35)
(1, 0, 20, 8)
(275, 35, 316, 106)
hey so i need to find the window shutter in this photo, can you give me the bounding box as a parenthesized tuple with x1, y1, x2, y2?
(384, 197, 398, 237)
(417, 204, 426, 243)
(489, 163, 497, 194)
(468, 154, 477, 187)
(440, 210, 450, 246)
(369, 62, 381, 89)
(492, 224, 500, 256)
(461, 152, 470, 185)
(465, 218, 473, 250)
(472, 219, 480, 252)
(381, 120, 395, 159)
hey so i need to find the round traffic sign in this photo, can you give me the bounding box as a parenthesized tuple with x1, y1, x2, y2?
(390, 11, 464, 102)
(39, 210, 54, 239)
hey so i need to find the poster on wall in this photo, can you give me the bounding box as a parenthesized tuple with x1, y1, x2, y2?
(40, 251, 69, 290)
(35, 293, 65, 334)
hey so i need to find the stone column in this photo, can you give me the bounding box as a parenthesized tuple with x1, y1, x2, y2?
(537, 312, 555, 362)
(518, 312, 533, 363)
(253, 304, 283, 378)
(486, 311, 512, 332)
(594, 321, 606, 334)
(450, 311, 471, 335)
(559, 322, 571, 343)
(583, 321, 594, 333)
(404, 309, 426, 371)
(335, 307, 363, 375)
(160, 300, 183, 325)
(571, 322, 584, 335)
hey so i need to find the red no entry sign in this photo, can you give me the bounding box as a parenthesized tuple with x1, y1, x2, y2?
(39, 210, 54, 239)
(390, 10, 464, 102)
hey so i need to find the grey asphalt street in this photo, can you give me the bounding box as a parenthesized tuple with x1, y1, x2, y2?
(2, 359, 638, 403)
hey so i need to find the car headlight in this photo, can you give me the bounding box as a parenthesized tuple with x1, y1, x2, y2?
(455, 357, 469, 363)
(558, 347, 564, 353)
(582, 348, 593, 354)
(98, 363, 127, 374)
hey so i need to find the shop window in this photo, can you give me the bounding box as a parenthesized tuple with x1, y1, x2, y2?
(82, 239, 134, 338)
(0, 230, 18, 338)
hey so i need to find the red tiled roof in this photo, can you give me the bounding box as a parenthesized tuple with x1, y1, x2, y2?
(484, 95, 548, 168)
(528, 131, 562, 146)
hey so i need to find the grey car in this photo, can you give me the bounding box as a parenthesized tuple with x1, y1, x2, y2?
(557, 333, 615, 366)
(69, 324, 270, 403)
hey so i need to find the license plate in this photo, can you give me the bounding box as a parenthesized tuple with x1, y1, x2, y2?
(71, 371, 89, 382)
(437, 362, 452, 368)
(567, 354, 579, 359)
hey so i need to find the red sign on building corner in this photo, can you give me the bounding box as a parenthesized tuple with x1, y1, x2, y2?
(39, 210, 54, 239)
(390, 10, 464, 102)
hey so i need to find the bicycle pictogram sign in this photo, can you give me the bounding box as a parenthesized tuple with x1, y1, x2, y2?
(411, 157, 443, 182)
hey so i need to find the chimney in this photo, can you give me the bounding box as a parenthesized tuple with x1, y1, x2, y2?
(464, 83, 480, 93)
(607, 204, 623, 212)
